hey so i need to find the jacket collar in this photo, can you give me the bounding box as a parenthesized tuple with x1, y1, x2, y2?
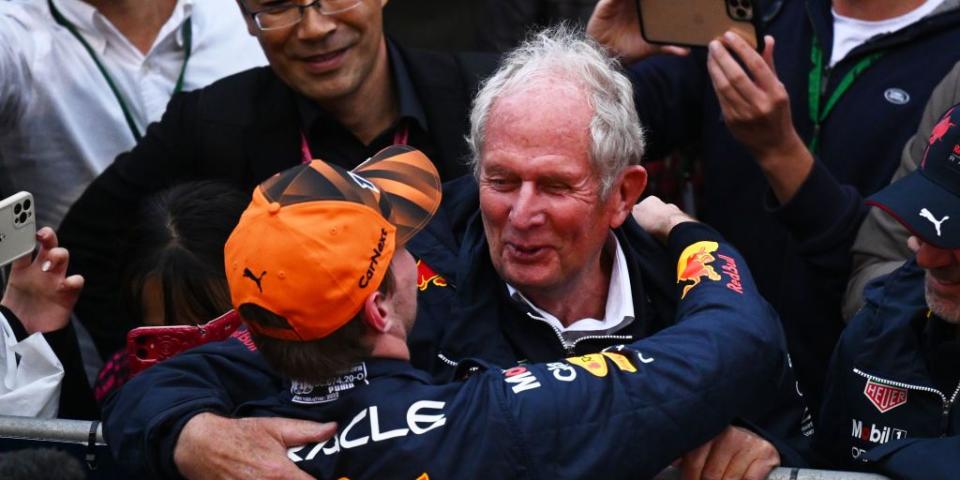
(806, 0, 960, 65)
(852, 259, 943, 387)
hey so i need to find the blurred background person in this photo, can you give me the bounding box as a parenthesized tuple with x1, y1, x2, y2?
(0, 0, 265, 229)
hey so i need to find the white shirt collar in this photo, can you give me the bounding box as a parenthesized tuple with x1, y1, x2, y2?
(50, 0, 192, 56)
(507, 232, 635, 333)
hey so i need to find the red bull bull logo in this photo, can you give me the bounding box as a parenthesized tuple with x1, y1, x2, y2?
(929, 107, 956, 145)
(416, 260, 448, 292)
(676, 241, 722, 299)
(924, 107, 957, 168)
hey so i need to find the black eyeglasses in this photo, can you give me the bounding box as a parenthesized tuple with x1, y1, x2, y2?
(244, 0, 362, 31)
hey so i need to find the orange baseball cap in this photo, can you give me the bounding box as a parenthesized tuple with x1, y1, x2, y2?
(224, 145, 442, 341)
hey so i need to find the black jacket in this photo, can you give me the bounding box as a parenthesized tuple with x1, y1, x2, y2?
(58, 46, 499, 358)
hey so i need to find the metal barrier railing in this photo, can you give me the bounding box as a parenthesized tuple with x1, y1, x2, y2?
(0, 415, 105, 445)
(655, 466, 891, 480)
(0, 416, 892, 480)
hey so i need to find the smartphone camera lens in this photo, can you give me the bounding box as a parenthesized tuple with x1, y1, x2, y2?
(23, 198, 30, 211)
(14, 204, 21, 215)
(736, 7, 748, 18)
(18, 212, 27, 224)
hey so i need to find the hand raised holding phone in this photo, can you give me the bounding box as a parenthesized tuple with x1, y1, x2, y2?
(2, 226, 84, 334)
(588, 0, 690, 64)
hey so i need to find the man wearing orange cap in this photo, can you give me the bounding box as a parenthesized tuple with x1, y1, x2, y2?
(105, 145, 787, 479)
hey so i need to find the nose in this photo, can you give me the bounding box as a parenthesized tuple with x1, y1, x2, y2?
(508, 182, 545, 229)
(297, 2, 337, 40)
(915, 237, 956, 269)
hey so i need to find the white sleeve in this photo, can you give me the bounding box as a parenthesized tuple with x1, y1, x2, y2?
(0, 311, 64, 418)
(0, 5, 35, 128)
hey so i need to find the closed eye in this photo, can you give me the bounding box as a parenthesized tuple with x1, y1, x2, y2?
(541, 181, 572, 194)
(483, 177, 518, 191)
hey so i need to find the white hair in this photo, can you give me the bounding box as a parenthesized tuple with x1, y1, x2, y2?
(467, 24, 645, 197)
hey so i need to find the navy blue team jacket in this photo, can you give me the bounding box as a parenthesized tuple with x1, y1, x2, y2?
(817, 259, 960, 479)
(104, 222, 789, 478)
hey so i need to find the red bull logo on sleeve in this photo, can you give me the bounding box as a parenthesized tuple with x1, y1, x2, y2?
(717, 254, 744, 294)
(565, 352, 639, 377)
(416, 259, 448, 292)
(676, 241, 722, 299)
(864, 380, 908, 413)
(566, 354, 609, 377)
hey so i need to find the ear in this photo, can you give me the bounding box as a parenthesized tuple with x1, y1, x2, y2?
(235, 0, 259, 37)
(607, 165, 648, 229)
(361, 291, 392, 333)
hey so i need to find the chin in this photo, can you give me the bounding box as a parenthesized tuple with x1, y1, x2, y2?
(926, 288, 960, 324)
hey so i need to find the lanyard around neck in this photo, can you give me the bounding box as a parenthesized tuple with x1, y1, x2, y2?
(299, 123, 410, 164)
(806, 36, 883, 153)
(48, 0, 192, 142)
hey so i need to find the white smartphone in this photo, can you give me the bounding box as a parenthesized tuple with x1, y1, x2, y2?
(0, 192, 36, 268)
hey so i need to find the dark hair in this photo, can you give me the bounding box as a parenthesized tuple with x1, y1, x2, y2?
(121, 181, 248, 327)
(0, 448, 86, 480)
(242, 267, 396, 384)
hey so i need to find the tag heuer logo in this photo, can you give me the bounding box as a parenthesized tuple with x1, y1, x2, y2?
(864, 380, 908, 413)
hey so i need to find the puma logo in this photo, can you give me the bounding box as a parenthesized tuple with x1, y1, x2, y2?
(243, 268, 267, 293)
(920, 208, 950, 237)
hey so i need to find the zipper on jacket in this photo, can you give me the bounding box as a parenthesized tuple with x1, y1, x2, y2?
(569, 334, 635, 351)
(853, 368, 960, 434)
(524, 311, 633, 354)
(941, 381, 960, 434)
(437, 352, 459, 368)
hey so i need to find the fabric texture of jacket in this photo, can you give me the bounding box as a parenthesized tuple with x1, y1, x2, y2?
(105, 222, 789, 479)
(630, 0, 960, 406)
(817, 259, 960, 479)
(56, 45, 498, 359)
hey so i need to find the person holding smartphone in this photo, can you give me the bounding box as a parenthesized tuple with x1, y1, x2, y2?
(588, 0, 960, 413)
(0, 226, 89, 418)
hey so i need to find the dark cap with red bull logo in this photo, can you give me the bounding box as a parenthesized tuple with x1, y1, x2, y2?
(868, 103, 960, 248)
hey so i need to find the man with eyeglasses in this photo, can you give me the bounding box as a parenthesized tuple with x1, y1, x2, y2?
(56, 0, 498, 367)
